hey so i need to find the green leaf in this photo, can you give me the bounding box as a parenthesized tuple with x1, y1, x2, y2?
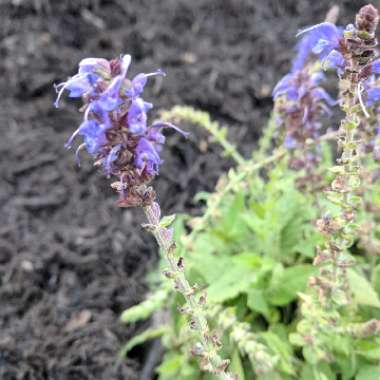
(120, 286, 170, 323)
(329, 165, 345, 173)
(207, 263, 254, 303)
(230, 349, 246, 380)
(348, 269, 380, 308)
(157, 352, 183, 378)
(118, 326, 167, 357)
(267, 265, 316, 306)
(356, 365, 380, 380)
(160, 214, 176, 228)
(356, 339, 380, 360)
(371, 264, 380, 295)
(261, 330, 295, 375)
(247, 288, 271, 320)
(301, 363, 335, 380)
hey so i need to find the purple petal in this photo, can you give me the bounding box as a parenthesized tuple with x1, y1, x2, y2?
(323, 50, 345, 71)
(126, 69, 166, 99)
(135, 137, 162, 174)
(311, 88, 337, 106)
(284, 135, 297, 149)
(367, 87, 380, 106)
(54, 73, 95, 108)
(272, 74, 298, 100)
(127, 98, 153, 134)
(104, 144, 121, 175)
(150, 121, 189, 138)
(79, 57, 110, 76)
(371, 59, 380, 74)
(97, 76, 124, 111)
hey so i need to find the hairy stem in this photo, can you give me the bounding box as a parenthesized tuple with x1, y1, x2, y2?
(143, 204, 235, 380)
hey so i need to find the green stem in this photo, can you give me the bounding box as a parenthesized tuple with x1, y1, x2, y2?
(143, 205, 235, 380)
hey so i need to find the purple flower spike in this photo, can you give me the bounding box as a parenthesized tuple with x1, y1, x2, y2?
(57, 54, 186, 207)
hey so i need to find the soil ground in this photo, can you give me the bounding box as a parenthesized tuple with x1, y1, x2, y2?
(0, 1, 368, 379)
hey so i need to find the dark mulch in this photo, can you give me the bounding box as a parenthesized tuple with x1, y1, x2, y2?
(0, 1, 368, 379)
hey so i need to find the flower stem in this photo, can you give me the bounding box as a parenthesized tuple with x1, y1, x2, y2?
(143, 204, 235, 380)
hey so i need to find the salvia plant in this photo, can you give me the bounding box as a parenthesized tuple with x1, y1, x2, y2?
(55, 4, 380, 380)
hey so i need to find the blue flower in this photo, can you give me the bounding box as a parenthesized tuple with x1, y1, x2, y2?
(296, 22, 344, 71)
(367, 87, 380, 106)
(65, 119, 109, 160)
(54, 58, 111, 108)
(127, 98, 153, 134)
(78, 120, 108, 155)
(135, 137, 162, 175)
(311, 88, 337, 106)
(78, 57, 110, 77)
(126, 69, 165, 99)
(104, 144, 122, 176)
(371, 58, 380, 74)
(54, 74, 97, 108)
(96, 55, 132, 111)
(284, 135, 297, 149)
(272, 74, 299, 100)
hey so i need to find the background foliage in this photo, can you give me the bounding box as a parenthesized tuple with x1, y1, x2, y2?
(121, 107, 380, 379)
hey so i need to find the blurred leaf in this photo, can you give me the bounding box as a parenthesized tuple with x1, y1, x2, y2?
(157, 352, 183, 378)
(230, 348, 245, 380)
(247, 288, 271, 320)
(207, 263, 254, 303)
(261, 330, 295, 375)
(267, 264, 316, 306)
(356, 365, 380, 380)
(160, 214, 176, 228)
(120, 285, 170, 323)
(348, 269, 380, 308)
(356, 339, 380, 360)
(371, 264, 380, 295)
(119, 326, 167, 357)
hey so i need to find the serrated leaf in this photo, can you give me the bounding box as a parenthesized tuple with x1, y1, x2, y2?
(347, 269, 380, 308)
(267, 265, 316, 306)
(119, 326, 167, 357)
(207, 263, 254, 303)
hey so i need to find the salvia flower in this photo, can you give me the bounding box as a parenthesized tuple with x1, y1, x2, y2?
(273, 29, 336, 176)
(55, 54, 186, 207)
(293, 22, 344, 72)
